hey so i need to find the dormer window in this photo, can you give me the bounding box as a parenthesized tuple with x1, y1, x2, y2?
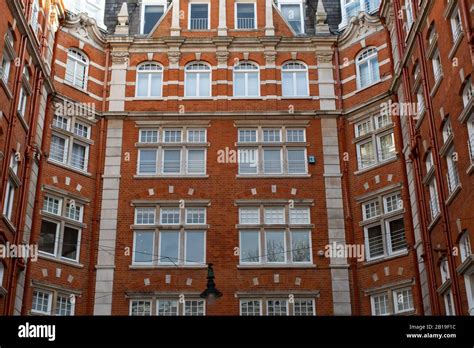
(189, 3, 210, 30)
(278, 0, 305, 34)
(339, 0, 381, 29)
(141, 0, 167, 35)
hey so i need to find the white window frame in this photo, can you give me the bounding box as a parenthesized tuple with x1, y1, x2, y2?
(2, 179, 15, 221)
(444, 290, 455, 315)
(431, 49, 442, 83)
(135, 62, 164, 98)
(132, 231, 155, 265)
(233, 61, 260, 98)
(449, 7, 463, 43)
(278, 0, 305, 34)
(31, 289, 53, 315)
(65, 48, 89, 91)
(462, 77, 473, 108)
(356, 47, 380, 89)
(460, 232, 472, 263)
(31, 0, 40, 34)
(188, 2, 211, 30)
(239, 299, 262, 316)
(281, 61, 309, 97)
(370, 292, 390, 316)
(393, 288, 414, 314)
(129, 299, 153, 316)
(235, 2, 257, 30)
(184, 62, 212, 98)
(140, 0, 168, 35)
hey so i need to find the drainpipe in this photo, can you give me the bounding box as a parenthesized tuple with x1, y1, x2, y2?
(7, 66, 43, 315)
(20, 18, 64, 315)
(87, 46, 110, 313)
(334, 44, 361, 315)
(380, 13, 424, 315)
(392, 0, 440, 314)
(2, 32, 28, 316)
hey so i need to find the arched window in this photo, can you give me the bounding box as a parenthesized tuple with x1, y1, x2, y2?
(65, 48, 89, 90)
(185, 62, 211, 98)
(281, 62, 309, 97)
(356, 47, 380, 89)
(233, 62, 260, 97)
(136, 62, 163, 98)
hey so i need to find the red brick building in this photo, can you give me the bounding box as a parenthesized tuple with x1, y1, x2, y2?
(0, 0, 472, 316)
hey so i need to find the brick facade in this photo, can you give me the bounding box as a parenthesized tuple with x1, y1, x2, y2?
(0, 0, 472, 316)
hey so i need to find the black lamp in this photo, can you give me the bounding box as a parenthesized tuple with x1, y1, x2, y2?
(200, 263, 223, 300)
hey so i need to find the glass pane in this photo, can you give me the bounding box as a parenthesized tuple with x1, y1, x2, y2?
(39, 220, 57, 254)
(186, 73, 198, 97)
(50, 136, 66, 162)
(266, 231, 286, 262)
(288, 149, 306, 173)
(134, 231, 154, 263)
(199, 73, 211, 97)
(185, 231, 205, 264)
(263, 149, 281, 173)
(163, 149, 181, 173)
(139, 149, 157, 174)
(389, 218, 406, 252)
(71, 143, 86, 170)
(240, 231, 260, 262)
(61, 227, 79, 260)
(292, 231, 311, 262)
(187, 149, 205, 173)
(234, 73, 246, 96)
(379, 133, 395, 160)
(150, 73, 162, 97)
(160, 232, 179, 263)
(295, 72, 307, 96)
(282, 72, 294, 96)
(238, 149, 258, 173)
(367, 225, 384, 258)
(237, 3, 255, 28)
(143, 5, 164, 34)
(137, 73, 149, 97)
(281, 4, 302, 33)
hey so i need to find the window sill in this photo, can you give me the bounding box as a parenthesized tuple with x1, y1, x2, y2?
(415, 110, 426, 130)
(439, 134, 454, 157)
(430, 75, 443, 98)
(428, 213, 441, 231)
(354, 156, 398, 175)
(237, 264, 316, 269)
(280, 96, 311, 100)
(456, 254, 474, 275)
(363, 250, 409, 266)
(448, 32, 464, 60)
(229, 28, 259, 32)
(133, 97, 164, 101)
(466, 162, 474, 176)
(393, 309, 416, 316)
(47, 159, 92, 177)
(182, 96, 213, 100)
(458, 98, 473, 123)
(422, 167, 435, 185)
(236, 174, 311, 178)
(38, 253, 84, 268)
(230, 96, 262, 100)
(63, 81, 89, 95)
(129, 265, 207, 270)
(2, 215, 16, 233)
(445, 185, 461, 206)
(17, 111, 29, 132)
(133, 174, 209, 179)
(0, 78, 13, 99)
